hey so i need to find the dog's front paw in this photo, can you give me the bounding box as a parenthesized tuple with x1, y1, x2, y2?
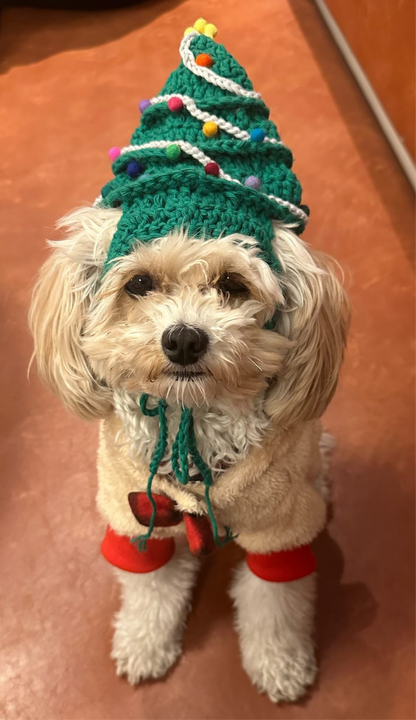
(230, 561, 318, 703)
(111, 609, 182, 685)
(111, 618, 182, 684)
(110, 550, 199, 685)
(244, 642, 317, 703)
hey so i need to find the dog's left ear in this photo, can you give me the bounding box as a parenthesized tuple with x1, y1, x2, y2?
(264, 227, 350, 426)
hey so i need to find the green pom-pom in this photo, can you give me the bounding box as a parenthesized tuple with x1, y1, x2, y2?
(166, 144, 181, 161)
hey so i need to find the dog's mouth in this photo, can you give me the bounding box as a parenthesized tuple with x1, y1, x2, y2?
(168, 369, 206, 382)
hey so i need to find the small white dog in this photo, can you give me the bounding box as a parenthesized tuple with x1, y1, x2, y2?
(29, 20, 349, 704)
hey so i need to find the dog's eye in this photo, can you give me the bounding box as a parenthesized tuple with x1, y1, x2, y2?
(216, 273, 248, 296)
(124, 274, 154, 298)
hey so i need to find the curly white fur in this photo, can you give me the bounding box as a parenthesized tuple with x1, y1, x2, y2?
(111, 544, 199, 684)
(113, 388, 272, 474)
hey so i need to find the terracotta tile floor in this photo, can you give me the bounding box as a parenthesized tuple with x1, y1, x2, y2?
(0, 1, 414, 718)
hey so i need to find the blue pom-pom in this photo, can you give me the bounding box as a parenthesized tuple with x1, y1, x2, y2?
(250, 128, 266, 142)
(126, 160, 143, 178)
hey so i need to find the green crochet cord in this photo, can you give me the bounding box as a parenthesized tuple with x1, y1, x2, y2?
(131, 394, 235, 551)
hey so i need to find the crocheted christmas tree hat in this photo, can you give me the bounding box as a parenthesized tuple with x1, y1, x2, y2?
(99, 18, 309, 274)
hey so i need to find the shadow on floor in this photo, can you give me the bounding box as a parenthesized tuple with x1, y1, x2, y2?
(314, 528, 378, 656)
(0, 0, 185, 73)
(181, 526, 378, 658)
(288, 0, 415, 266)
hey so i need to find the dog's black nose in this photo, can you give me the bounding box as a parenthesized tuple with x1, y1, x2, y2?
(162, 324, 209, 366)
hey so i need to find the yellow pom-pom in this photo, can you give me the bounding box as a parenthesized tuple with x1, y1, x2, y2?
(204, 23, 218, 39)
(184, 26, 194, 36)
(193, 17, 207, 33)
(202, 121, 218, 138)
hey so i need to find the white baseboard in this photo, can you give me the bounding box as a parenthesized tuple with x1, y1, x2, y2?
(314, 0, 416, 191)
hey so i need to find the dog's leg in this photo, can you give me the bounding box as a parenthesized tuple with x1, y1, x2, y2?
(229, 562, 317, 703)
(111, 543, 199, 684)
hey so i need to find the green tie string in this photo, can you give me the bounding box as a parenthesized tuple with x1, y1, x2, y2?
(131, 394, 235, 551)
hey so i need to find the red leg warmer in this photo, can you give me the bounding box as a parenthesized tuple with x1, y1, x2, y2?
(101, 526, 175, 573)
(246, 545, 316, 582)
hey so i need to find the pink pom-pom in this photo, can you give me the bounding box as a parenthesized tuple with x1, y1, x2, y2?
(168, 96, 183, 112)
(108, 147, 121, 161)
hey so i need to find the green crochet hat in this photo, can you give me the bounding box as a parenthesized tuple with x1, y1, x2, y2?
(99, 18, 309, 275)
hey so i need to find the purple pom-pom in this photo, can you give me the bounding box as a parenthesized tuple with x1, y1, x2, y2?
(139, 99, 151, 113)
(244, 175, 261, 190)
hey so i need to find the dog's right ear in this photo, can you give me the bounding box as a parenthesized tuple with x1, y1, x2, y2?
(29, 206, 122, 420)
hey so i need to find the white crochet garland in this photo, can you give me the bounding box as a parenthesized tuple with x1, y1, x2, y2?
(117, 140, 308, 223)
(120, 140, 238, 183)
(180, 31, 262, 100)
(149, 93, 283, 146)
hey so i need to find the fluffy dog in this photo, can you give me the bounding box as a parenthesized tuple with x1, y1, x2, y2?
(29, 20, 349, 704)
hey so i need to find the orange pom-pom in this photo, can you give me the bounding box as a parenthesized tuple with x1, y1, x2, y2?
(195, 53, 213, 67)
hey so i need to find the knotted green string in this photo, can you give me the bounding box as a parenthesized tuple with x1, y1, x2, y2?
(132, 394, 235, 551)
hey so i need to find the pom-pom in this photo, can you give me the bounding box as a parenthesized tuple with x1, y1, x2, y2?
(168, 96, 183, 112)
(204, 162, 220, 176)
(126, 160, 143, 178)
(184, 18, 217, 38)
(250, 128, 266, 142)
(204, 23, 218, 39)
(193, 17, 207, 33)
(196, 53, 213, 67)
(166, 144, 181, 161)
(202, 121, 218, 138)
(244, 175, 261, 190)
(108, 146, 121, 161)
(139, 99, 151, 113)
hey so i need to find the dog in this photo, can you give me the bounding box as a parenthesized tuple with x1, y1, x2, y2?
(29, 19, 349, 704)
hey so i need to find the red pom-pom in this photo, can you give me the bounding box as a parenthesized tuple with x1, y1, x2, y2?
(196, 53, 213, 67)
(205, 162, 220, 176)
(168, 96, 183, 112)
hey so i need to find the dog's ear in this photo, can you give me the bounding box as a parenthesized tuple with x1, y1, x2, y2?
(265, 226, 350, 426)
(29, 206, 122, 420)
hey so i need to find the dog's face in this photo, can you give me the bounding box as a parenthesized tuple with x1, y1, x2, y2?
(83, 233, 289, 407)
(29, 207, 349, 424)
